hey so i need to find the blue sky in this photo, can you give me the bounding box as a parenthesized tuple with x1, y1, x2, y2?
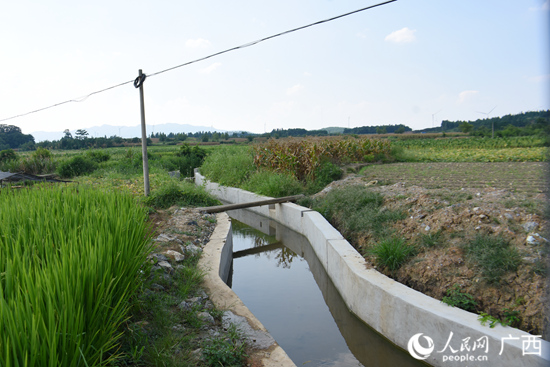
(1, 0, 548, 136)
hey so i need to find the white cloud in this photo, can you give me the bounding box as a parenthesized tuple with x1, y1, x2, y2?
(185, 38, 211, 48)
(385, 27, 417, 43)
(199, 62, 221, 74)
(457, 90, 479, 104)
(286, 84, 304, 95)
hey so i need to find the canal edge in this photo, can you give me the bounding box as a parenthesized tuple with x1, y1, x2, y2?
(198, 211, 297, 367)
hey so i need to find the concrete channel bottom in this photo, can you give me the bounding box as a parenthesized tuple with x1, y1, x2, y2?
(194, 170, 550, 367)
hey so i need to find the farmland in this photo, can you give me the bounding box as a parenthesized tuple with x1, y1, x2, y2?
(0, 133, 548, 363)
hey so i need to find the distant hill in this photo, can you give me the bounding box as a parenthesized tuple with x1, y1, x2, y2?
(31, 123, 228, 142)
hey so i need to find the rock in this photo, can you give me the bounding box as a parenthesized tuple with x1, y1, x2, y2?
(185, 244, 202, 254)
(365, 180, 378, 186)
(178, 301, 192, 311)
(187, 220, 198, 226)
(163, 250, 185, 262)
(198, 312, 215, 324)
(504, 212, 514, 220)
(526, 233, 548, 246)
(424, 225, 430, 231)
(157, 261, 173, 271)
(148, 253, 169, 262)
(522, 221, 539, 232)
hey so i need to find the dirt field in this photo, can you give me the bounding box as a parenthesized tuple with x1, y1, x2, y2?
(358, 162, 548, 193)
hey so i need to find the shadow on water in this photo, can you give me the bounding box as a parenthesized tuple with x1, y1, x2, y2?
(227, 209, 427, 367)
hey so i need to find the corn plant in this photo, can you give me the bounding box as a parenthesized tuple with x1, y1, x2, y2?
(0, 184, 151, 366)
(253, 137, 391, 181)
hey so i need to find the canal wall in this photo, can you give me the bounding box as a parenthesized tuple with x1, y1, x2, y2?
(195, 170, 550, 367)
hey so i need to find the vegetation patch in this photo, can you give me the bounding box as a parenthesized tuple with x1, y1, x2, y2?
(463, 234, 522, 284)
(441, 284, 478, 312)
(143, 181, 220, 209)
(369, 236, 416, 272)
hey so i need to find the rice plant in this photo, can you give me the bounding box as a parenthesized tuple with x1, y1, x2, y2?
(0, 184, 151, 366)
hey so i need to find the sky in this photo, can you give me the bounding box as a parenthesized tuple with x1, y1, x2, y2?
(1, 0, 549, 137)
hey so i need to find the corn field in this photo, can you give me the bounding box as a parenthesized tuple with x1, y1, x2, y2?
(253, 137, 391, 180)
(0, 185, 151, 366)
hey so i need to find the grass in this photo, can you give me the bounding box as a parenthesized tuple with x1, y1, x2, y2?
(308, 185, 405, 243)
(463, 234, 522, 284)
(369, 236, 416, 271)
(0, 184, 151, 366)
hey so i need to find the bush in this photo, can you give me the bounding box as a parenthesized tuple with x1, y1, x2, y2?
(86, 149, 110, 163)
(57, 155, 97, 178)
(369, 236, 416, 271)
(0, 149, 17, 162)
(464, 234, 522, 284)
(306, 161, 343, 194)
(32, 147, 52, 160)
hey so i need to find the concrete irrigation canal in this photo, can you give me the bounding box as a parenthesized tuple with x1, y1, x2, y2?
(227, 208, 423, 366)
(195, 170, 549, 367)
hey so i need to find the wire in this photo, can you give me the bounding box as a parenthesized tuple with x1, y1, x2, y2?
(0, 80, 134, 123)
(148, 0, 397, 78)
(0, 0, 397, 124)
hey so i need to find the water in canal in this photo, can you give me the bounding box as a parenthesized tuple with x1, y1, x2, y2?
(226, 209, 426, 367)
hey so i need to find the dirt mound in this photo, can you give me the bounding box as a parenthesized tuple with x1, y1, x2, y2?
(316, 172, 549, 338)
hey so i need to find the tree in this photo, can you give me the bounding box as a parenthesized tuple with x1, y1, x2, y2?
(63, 129, 73, 139)
(459, 122, 474, 133)
(375, 126, 387, 134)
(75, 129, 89, 140)
(0, 124, 35, 149)
(395, 126, 406, 134)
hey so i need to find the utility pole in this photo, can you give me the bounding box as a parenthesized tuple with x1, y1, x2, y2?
(135, 69, 150, 196)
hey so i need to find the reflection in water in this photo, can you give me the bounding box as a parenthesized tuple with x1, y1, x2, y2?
(228, 210, 426, 367)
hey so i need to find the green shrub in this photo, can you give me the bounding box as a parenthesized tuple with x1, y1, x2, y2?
(464, 234, 522, 284)
(57, 155, 97, 178)
(32, 147, 52, 160)
(0, 149, 16, 162)
(144, 181, 220, 209)
(441, 284, 478, 311)
(86, 149, 110, 163)
(306, 161, 343, 194)
(369, 236, 416, 271)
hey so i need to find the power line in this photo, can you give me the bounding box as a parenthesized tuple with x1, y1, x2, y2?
(0, 0, 397, 124)
(148, 0, 397, 78)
